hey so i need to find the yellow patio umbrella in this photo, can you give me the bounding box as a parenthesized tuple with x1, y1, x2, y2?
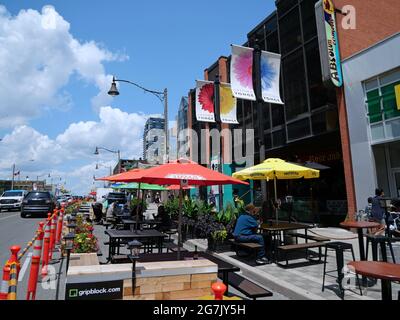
(232, 158, 320, 223)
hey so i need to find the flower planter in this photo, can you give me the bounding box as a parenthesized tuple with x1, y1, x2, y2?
(207, 237, 232, 253)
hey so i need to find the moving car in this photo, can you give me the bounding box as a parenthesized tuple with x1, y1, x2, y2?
(21, 191, 57, 218)
(0, 190, 27, 212)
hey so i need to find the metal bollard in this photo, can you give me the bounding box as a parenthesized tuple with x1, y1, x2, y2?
(26, 222, 45, 300)
(211, 282, 227, 300)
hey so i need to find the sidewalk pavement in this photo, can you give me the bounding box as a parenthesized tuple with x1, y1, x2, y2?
(92, 219, 400, 301)
(185, 235, 400, 300)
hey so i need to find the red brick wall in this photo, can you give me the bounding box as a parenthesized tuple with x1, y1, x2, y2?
(334, 0, 400, 59)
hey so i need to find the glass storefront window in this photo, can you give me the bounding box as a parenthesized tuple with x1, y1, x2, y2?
(271, 103, 285, 127)
(382, 81, 400, 120)
(389, 142, 400, 168)
(282, 49, 308, 120)
(366, 89, 383, 123)
(272, 129, 286, 147)
(287, 118, 311, 141)
(278, 6, 302, 55)
(301, 0, 318, 41)
(277, 0, 298, 16)
(364, 68, 400, 142)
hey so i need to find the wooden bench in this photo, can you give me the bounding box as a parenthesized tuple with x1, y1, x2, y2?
(164, 242, 188, 253)
(286, 232, 329, 243)
(222, 272, 273, 300)
(228, 239, 263, 259)
(277, 242, 327, 267)
(110, 254, 130, 264)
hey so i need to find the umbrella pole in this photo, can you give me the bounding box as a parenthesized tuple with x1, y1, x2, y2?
(135, 183, 141, 234)
(177, 184, 183, 260)
(274, 176, 278, 224)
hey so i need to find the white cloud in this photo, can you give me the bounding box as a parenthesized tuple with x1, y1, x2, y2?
(0, 5, 127, 128)
(0, 107, 148, 194)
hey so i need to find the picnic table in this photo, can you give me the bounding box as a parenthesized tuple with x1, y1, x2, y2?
(105, 229, 165, 263)
(260, 221, 314, 263)
(136, 251, 240, 290)
(121, 218, 162, 230)
(348, 261, 400, 300)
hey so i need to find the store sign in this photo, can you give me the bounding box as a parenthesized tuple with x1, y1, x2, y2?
(65, 280, 123, 300)
(315, 0, 343, 87)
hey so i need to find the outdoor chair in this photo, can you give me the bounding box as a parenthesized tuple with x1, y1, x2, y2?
(322, 242, 363, 298)
(365, 234, 396, 263)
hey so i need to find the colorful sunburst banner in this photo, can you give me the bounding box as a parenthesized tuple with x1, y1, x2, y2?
(219, 82, 238, 124)
(195, 80, 215, 122)
(260, 50, 284, 104)
(230, 45, 256, 101)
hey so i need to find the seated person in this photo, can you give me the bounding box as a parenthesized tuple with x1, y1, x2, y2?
(120, 204, 131, 218)
(233, 203, 271, 265)
(92, 202, 103, 223)
(157, 204, 172, 231)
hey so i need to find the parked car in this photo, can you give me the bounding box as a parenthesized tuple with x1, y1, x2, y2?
(106, 192, 127, 205)
(21, 191, 57, 218)
(0, 190, 28, 212)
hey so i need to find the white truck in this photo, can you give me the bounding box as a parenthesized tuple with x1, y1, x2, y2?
(96, 187, 113, 203)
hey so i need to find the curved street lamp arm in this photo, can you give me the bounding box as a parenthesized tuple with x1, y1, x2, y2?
(114, 79, 165, 103)
(97, 146, 119, 154)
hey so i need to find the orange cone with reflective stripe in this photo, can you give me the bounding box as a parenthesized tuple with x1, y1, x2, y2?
(26, 222, 44, 300)
(0, 266, 10, 300)
(56, 209, 63, 244)
(8, 246, 21, 276)
(41, 216, 51, 277)
(49, 210, 58, 259)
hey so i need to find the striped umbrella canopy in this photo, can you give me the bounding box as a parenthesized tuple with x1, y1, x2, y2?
(113, 182, 167, 191)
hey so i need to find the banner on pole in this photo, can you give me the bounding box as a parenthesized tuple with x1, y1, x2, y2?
(195, 80, 215, 122)
(219, 82, 238, 124)
(230, 45, 256, 101)
(260, 50, 284, 104)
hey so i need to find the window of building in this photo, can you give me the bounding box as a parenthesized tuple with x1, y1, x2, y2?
(277, 0, 298, 16)
(272, 129, 286, 147)
(305, 40, 337, 110)
(278, 5, 302, 55)
(301, 0, 318, 42)
(271, 104, 285, 127)
(263, 103, 271, 131)
(282, 49, 308, 120)
(364, 68, 400, 142)
(287, 118, 311, 141)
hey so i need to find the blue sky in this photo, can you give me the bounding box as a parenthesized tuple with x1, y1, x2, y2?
(0, 0, 275, 194)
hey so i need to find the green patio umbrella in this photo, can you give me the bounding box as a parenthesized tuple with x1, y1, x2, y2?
(113, 182, 167, 191)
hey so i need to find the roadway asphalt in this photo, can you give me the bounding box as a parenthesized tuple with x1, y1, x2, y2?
(0, 210, 65, 300)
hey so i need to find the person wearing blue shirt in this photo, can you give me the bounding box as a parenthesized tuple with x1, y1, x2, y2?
(371, 188, 386, 223)
(233, 203, 270, 265)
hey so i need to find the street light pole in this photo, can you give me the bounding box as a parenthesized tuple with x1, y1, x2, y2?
(108, 77, 169, 163)
(11, 163, 15, 190)
(214, 75, 224, 212)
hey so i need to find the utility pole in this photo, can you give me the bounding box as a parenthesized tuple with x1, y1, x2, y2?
(214, 75, 224, 212)
(164, 88, 169, 163)
(11, 163, 15, 190)
(253, 38, 267, 203)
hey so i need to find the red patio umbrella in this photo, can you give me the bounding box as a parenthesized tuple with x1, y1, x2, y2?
(120, 158, 248, 258)
(96, 168, 144, 182)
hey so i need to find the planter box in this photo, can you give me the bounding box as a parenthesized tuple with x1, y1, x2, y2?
(207, 237, 232, 253)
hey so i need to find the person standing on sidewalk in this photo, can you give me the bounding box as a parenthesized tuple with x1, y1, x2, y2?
(233, 204, 271, 265)
(370, 188, 386, 235)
